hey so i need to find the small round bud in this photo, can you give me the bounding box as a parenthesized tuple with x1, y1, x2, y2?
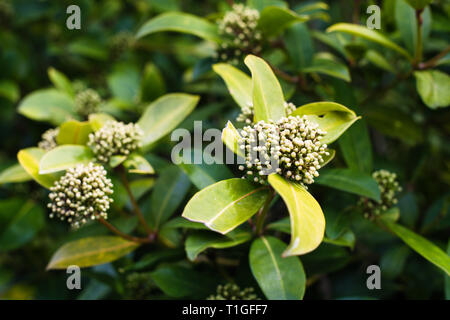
(358, 169, 402, 220)
(38, 128, 59, 151)
(207, 283, 259, 300)
(88, 120, 143, 163)
(47, 163, 114, 228)
(74, 88, 102, 118)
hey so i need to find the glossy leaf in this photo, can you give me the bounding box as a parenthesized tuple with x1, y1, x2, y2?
(17, 148, 60, 188)
(18, 89, 77, 125)
(56, 120, 93, 145)
(302, 57, 350, 82)
(39, 145, 95, 174)
(47, 236, 139, 270)
(258, 6, 308, 37)
(150, 265, 218, 298)
(138, 93, 199, 151)
(382, 220, 450, 275)
(222, 121, 244, 157)
(123, 154, 155, 175)
(147, 166, 191, 229)
(88, 113, 115, 131)
(185, 229, 251, 261)
(268, 174, 325, 256)
(291, 101, 359, 144)
(140, 63, 166, 102)
(285, 23, 314, 71)
(48, 67, 74, 97)
(315, 168, 381, 201)
(414, 70, 450, 109)
(0, 164, 31, 184)
(327, 23, 412, 60)
(249, 236, 306, 300)
(176, 148, 234, 189)
(244, 55, 286, 122)
(213, 63, 252, 110)
(182, 178, 269, 234)
(0, 200, 45, 252)
(136, 12, 221, 43)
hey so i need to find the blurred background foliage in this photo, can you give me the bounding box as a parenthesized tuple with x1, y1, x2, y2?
(0, 0, 449, 300)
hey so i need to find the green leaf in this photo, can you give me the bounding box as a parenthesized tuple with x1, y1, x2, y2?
(185, 229, 251, 261)
(176, 149, 234, 189)
(247, 0, 288, 11)
(46, 236, 139, 270)
(17, 148, 61, 188)
(258, 6, 308, 37)
(56, 120, 93, 145)
(0, 200, 45, 252)
(136, 12, 221, 43)
(382, 220, 450, 275)
(88, 113, 115, 131)
(291, 101, 359, 144)
(147, 166, 191, 229)
(138, 93, 199, 151)
(213, 63, 252, 110)
(222, 121, 244, 157)
(18, 89, 77, 125)
(123, 154, 155, 175)
(365, 50, 396, 73)
(244, 55, 286, 122)
(327, 23, 412, 61)
(414, 70, 450, 109)
(150, 265, 218, 298)
(404, 0, 432, 10)
(0, 164, 31, 184)
(315, 168, 381, 201)
(268, 174, 325, 256)
(302, 57, 351, 82)
(249, 236, 306, 300)
(446, 241, 450, 299)
(140, 62, 166, 102)
(0, 80, 20, 102)
(107, 63, 140, 103)
(182, 178, 270, 234)
(332, 80, 373, 173)
(48, 67, 74, 97)
(39, 145, 95, 174)
(323, 230, 355, 249)
(285, 22, 314, 71)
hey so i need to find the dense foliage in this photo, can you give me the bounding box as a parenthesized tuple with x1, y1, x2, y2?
(0, 0, 449, 300)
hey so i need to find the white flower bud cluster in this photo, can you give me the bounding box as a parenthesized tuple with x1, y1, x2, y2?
(47, 162, 113, 228)
(236, 101, 297, 124)
(207, 283, 259, 300)
(74, 88, 102, 117)
(215, 4, 262, 64)
(359, 169, 402, 218)
(238, 115, 328, 186)
(88, 120, 144, 163)
(38, 128, 59, 151)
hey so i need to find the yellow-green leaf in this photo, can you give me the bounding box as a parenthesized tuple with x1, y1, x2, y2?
(56, 120, 93, 145)
(46, 236, 140, 270)
(182, 178, 270, 234)
(0, 164, 31, 184)
(244, 55, 286, 122)
(292, 101, 360, 144)
(268, 174, 325, 256)
(222, 121, 244, 157)
(123, 154, 155, 175)
(213, 63, 252, 110)
(327, 23, 412, 61)
(17, 148, 60, 189)
(39, 145, 94, 174)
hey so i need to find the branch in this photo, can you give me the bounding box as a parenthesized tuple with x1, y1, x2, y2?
(419, 45, 450, 69)
(98, 217, 154, 244)
(118, 166, 154, 236)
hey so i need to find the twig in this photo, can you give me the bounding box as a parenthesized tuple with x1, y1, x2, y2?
(98, 217, 154, 244)
(255, 189, 276, 235)
(413, 9, 424, 67)
(419, 45, 450, 69)
(118, 166, 154, 235)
